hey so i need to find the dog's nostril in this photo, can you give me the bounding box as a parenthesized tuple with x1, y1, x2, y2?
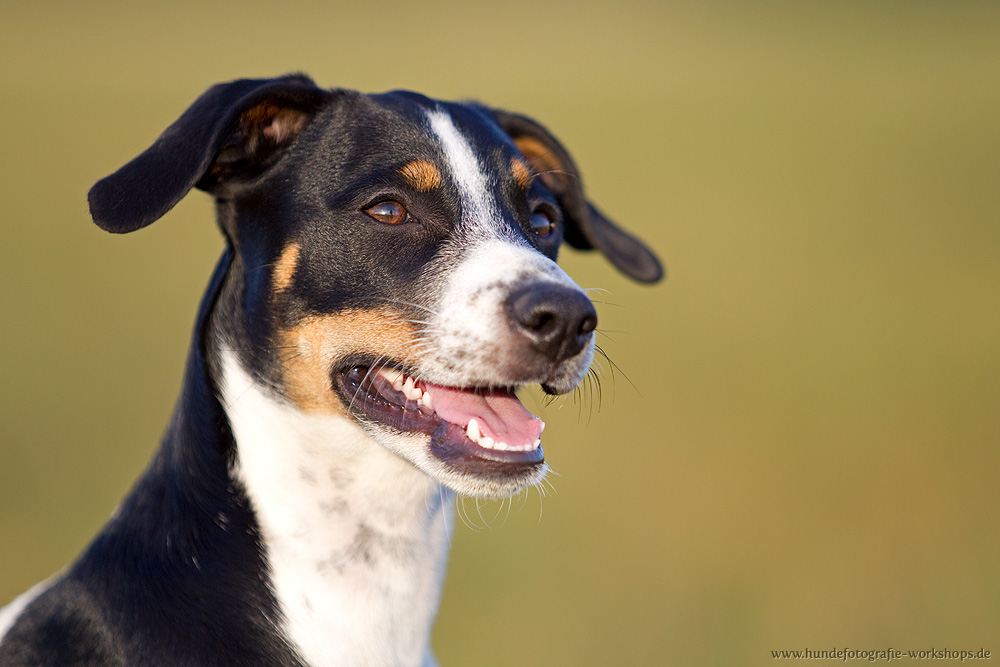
(525, 311, 556, 335)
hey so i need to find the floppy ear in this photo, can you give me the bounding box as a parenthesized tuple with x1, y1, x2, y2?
(487, 109, 663, 283)
(89, 74, 329, 234)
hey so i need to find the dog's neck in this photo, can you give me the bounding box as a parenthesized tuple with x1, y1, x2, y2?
(219, 350, 454, 667)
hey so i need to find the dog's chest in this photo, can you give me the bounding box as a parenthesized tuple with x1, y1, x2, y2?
(220, 352, 453, 667)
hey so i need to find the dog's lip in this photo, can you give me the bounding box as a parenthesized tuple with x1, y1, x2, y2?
(334, 365, 545, 466)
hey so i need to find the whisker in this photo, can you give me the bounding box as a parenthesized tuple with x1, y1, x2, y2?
(594, 343, 639, 395)
(534, 168, 580, 183)
(221, 377, 257, 412)
(456, 497, 480, 532)
(590, 368, 604, 412)
(474, 498, 489, 529)
(212, 345, 299, 352)
(371, 297, 442, 318)
(594, 330, 620, 344)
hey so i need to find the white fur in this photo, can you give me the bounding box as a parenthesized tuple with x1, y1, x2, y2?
(221, 351, 454, 667)
(426, 108, 501, 236)
(423, 238, 595, 390)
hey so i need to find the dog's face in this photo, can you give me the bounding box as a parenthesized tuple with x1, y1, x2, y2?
(89, 76, 662, 499)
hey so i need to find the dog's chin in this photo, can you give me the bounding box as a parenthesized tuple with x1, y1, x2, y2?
(332, 365, 559, 499)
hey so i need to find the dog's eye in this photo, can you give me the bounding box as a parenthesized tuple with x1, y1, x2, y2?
(366, 201, 410, 225)
(529, 210, 555, 237)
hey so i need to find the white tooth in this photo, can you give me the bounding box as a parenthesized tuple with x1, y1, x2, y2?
(379, 368, 403, 384)
(493, 441, 510, 451)
(392, 377, 405, 392)
(466, 418, 481, 441)
(421, 389, 433, 409)
(401, 377, 422, 401)
(539, 420, 546, 434)
(532, 439, 541, 450)
(479, 436, 495, 449)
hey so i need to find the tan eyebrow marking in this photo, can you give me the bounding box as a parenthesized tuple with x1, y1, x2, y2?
(512, 136, 564, 175)
(510, 157, 533, 190)
(272, 241, 301, 295)
(398, 159, 442, 191)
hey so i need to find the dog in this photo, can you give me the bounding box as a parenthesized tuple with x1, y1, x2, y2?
(0, 74, 661, 666)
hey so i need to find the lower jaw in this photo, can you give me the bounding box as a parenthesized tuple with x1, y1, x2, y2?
(334, 367, 546, 483)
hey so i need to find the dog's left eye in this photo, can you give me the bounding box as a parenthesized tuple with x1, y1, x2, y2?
(366, 201, 411, 225)
(530, 210, 555, 237)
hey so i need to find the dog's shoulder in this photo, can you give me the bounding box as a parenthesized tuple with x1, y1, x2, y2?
(0, 576, 124, 666)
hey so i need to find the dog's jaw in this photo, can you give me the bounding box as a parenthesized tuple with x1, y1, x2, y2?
(334, 366, 551, 498)
(221, 350, 453, 667)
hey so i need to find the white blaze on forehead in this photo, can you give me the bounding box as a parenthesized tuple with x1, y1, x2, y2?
(425, 108, 500, 234)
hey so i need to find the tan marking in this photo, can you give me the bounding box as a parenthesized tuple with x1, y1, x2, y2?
(512, 136, 565, 177)
(277, 308, 421, 414)
(210, 102, 312, 180)
(510, 157, 533, 189)
(272, 242, 301, 294)
(398, 159, 442, 192)
(513, 135, 580, 194)
(243, 101, 312, 147)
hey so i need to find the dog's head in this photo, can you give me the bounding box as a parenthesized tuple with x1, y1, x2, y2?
(90, 74, 661, 498)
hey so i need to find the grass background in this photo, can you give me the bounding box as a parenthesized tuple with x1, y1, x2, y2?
(1, 1, 998, 664)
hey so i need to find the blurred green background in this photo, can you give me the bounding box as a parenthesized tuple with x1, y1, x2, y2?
(2, 1, 998, 665)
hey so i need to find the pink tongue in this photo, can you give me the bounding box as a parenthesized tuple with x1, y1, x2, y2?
(426, 383, 542, 447)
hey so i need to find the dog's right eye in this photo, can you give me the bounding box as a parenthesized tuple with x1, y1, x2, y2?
(365, 201, 411, 225)
(529, 210, 556, 237)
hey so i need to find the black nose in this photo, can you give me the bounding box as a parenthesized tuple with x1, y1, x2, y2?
(506, 283, 597, 362)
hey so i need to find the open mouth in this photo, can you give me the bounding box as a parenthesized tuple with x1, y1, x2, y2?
(336, 365, 545, 471)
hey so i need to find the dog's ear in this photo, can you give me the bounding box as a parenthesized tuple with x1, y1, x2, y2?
(488, 109, 663, 283)
(89, 74, 329, 234)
